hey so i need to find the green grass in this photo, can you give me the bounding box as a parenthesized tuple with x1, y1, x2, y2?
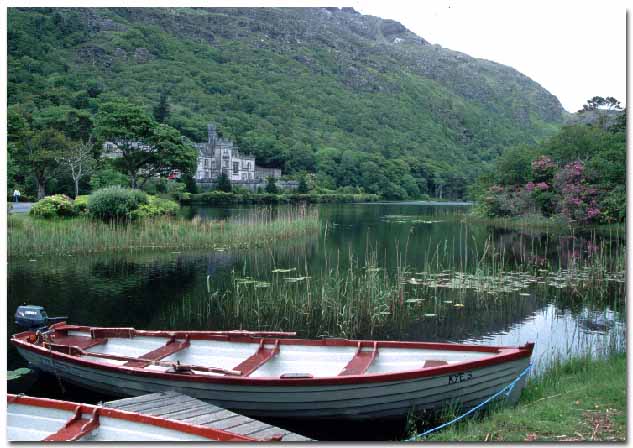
(417, 353, 626, 442)
(8, 207, 320, 257)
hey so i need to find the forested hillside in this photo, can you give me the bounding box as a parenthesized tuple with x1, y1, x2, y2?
(8, 7, 565, 199)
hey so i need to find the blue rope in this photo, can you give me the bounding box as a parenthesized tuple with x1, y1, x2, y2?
(407, 363, 532, 441)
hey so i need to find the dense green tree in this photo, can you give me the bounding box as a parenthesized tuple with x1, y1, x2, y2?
(216, 171, 232, 192)
(7, 8, 568, 200)
(153, 89, 171, 124)
(14, 128, 70, 199)
(297, 175, 310, 194)
(265, 176, 279, 194)
(94, 100, 197, 188)
(493, 145, 539, 186)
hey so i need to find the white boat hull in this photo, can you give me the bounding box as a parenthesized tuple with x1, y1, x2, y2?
(18, 347, 529, 420)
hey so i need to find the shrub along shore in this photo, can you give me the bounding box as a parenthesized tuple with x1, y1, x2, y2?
(175, 191, 381, 205)
(416, 353, 625, 442)
(8, 209, 320, 257)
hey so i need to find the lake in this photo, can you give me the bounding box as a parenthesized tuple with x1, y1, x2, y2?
(7, 202, 625, 439)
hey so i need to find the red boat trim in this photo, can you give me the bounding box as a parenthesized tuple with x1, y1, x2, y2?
(124, 335, 191, 368)
(50, 324, 524, 352)
(7, 394, 257, 442)
(233, 339, 280, 376)
(338, 341, 378, 376)
(11, 328, 535, 386)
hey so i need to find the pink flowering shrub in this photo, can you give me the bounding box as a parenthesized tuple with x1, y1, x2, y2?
(480, 155, 608, 224)
(535, 182, 549, 191)
(531, 156, 556, 183)
(553, 160, 601, 224)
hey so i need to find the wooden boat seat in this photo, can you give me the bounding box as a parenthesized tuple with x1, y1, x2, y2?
(44, 406, 99, 442)
(124, 336, 190, 368)
(338, 341, 378, 376)
(423, 360, 448, 368)
(233, 339, 280, 376)
(49, 334, 106, 351)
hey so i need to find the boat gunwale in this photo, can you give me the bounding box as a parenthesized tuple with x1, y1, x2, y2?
(11, 324, 535, 386)
(7, 394, 256, 441)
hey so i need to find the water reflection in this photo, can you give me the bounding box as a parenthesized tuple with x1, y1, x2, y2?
(7, 203, 625, 402)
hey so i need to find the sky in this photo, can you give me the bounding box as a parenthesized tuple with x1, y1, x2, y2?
(352, 0, 628, 113)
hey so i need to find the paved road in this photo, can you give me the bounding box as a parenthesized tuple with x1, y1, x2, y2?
(9, 202, 34, 213)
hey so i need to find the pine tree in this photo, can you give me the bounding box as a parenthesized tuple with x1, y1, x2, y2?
(265, 176, 278, 194)
(153, 90, 170, 123)
(298, 175, 309, 193)
(217, 171, 232, 192)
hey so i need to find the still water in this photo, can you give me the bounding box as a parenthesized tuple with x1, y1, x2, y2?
(7, 202, 625, 438)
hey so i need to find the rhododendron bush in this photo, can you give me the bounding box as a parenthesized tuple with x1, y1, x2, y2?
(480, 158, 612, 224)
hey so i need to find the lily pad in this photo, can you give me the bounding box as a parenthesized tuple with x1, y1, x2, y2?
(272, 268, 297, 273)
(8, 367, 31, 381)
(284, 276, 311, 283)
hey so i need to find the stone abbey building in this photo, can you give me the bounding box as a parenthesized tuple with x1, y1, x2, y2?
(194, 124, 281, 185)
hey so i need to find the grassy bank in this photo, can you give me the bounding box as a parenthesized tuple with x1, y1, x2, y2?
(176, 191, 381, 205)
(8, 207, 320, 257)
(418, 353, 626, 442)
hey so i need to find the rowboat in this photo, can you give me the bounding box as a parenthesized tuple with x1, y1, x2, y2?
(7, 394, 257, 441)
(12, 322, 534, 420)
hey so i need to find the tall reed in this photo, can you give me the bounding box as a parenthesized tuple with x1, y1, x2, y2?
(8, 206, 320, 257)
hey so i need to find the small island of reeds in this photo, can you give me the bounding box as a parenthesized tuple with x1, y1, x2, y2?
(8, 206, 320, 257)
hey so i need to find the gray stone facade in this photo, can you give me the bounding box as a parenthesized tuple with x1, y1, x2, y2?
(194, 124, 283, 185)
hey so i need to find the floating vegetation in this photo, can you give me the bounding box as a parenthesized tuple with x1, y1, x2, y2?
(165, 228, 624, 344)
(8, 367, 31, 381)
(381, 215, 444, 224)
(272, 268, 297, 273)
(283, 276, 310, 283)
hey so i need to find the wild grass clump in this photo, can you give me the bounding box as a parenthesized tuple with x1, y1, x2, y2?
(8, 206, 320, 257)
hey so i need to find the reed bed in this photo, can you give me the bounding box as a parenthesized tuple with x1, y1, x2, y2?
(8, 206, 320, 257)
(165, 230, 625, 352)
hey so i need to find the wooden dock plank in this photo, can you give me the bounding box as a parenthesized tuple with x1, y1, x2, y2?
(185, 409, 236, 426)
(140, 400, 208, 417)
(104, 392, 311, 441)
(105, 391, 180, 408)
(210, 415, 254, 430)
(118, 396, 199, 414)
(153, 403, 218, 418)
(248, 426, 290, 439)
(230, 420, 276, 435)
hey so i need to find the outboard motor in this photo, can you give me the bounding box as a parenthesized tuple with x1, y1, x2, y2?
(14, 305, 67, 329)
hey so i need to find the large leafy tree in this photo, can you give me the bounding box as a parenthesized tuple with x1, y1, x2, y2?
(16, 128, 70, 199)
(95, 101, 197, 188)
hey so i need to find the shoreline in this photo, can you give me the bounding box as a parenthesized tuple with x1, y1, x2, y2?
(416, 352, 625, 442)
